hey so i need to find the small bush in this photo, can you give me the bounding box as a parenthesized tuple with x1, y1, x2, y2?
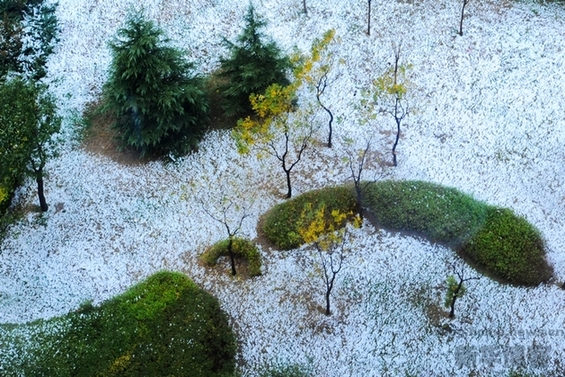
(262, 185, 357, 250)
(14, 271, 236, 377)
(362, 180, 488, 246)
(202, 237, 262, 276)
(462, 207, 553, 286)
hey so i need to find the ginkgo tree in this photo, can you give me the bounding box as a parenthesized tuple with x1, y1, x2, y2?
(233, 30, 336, 198)
(298, 203, 361, 315)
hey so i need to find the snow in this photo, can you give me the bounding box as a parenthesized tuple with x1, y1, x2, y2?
(2, 0, 565, 375)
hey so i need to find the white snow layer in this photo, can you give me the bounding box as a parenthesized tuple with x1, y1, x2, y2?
(1, 0, 565, 375)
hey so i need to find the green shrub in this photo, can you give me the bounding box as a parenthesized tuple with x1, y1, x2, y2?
(14, 271, 236, 377)
(202, 237, 262, 276)
(462, 207, 553, 286)
(262, 185, 357, 250)
(218, 4, 292, 117)
(362, 180, 488, 246)
(103, 12, 209, 158)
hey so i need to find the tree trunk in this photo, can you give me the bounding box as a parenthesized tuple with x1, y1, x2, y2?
(459, 0, 468, 36)
(367, 0, 372, 36)
(36, 175, 48, 212)
(449, 280, 464, 318)
(325, 289, 331, 315)
(227, 237, 237, 276)
(302, 0, 307, 15)
(355, 185, 364, 220)
(285, 169, 292, 198)
(392, 115, 401, 167)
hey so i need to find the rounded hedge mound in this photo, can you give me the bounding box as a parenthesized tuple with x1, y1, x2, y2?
(19, 271, 236, 377)
(362, 180, 553, 286)
(362, 180, 488, 246)
(461, 207, 553, 286)
(261, 185, 357, 250)
(202, 237, 262, 276)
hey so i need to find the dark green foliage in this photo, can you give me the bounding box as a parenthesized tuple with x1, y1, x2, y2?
(362, 180, 488, 246)
(362, 179, 553, 286)
(258, 361, 314, 377)
(0, 0, 59, 80)
(202, 237, 262, 276)
(219, 4, 292, 117)
(0, 76, 61, 210)
(462, 207, 553, 286)
(262, 185, 357, 250)
(6, 271, 236, 376)
(103, 13, 209, 158)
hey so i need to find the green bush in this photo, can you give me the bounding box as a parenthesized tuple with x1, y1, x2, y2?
(262, 185, 357, 250)
(462, 207, 553, 286)
(202, 237, 262, 276)
(103, 12, 209, 158)
(13, 271, 236, 377)
(218, 4, 292, 117)
(362, 180, 488, 246)
(362, 179, 553, 286)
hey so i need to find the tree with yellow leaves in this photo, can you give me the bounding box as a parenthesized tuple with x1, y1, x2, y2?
(298, 203, 361, 315)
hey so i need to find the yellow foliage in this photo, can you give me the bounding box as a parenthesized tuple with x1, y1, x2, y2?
(0, 186, 9, 206)
(106, 352, 132, 375)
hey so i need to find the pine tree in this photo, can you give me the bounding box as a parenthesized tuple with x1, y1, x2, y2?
(103, 13, 208, 158)
(219, 4, 291, 118)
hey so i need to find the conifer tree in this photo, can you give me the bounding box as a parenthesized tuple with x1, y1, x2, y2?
(103, 13, 208, 158)
(219, 4, 291, 117)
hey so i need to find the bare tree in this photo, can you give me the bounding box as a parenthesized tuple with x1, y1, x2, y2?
(315, 70, 335, 148)
(344, 138, 378, 220)
(459, 0, 471, 36)
(444, 260, 480, 318)
(390, 43, 408, 167)
(202, 197, 250, 276)
(367, 0, 372, 35)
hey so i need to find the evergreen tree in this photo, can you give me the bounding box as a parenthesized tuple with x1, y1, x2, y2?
(219, 4, 291, 117)
(103, 13, 209, 158)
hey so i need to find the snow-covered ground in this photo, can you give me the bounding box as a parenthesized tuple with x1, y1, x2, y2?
(1, 0, 565, 375)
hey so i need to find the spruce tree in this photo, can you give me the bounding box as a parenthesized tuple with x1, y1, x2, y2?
(219, 5, 291, 118)
(103, 13, 208, 158)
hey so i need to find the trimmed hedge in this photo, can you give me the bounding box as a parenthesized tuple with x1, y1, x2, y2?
(261, 185, 357, 250)
(362, 180, 488, 246)
(12, 271, 236, 377)
(202, 237, 262, 276)
(461, 207, 553, 286)
(362, 180, 553, 286)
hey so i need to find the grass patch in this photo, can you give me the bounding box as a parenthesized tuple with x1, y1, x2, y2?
(362, 180, 552, 286)
(261, 185, 357, 250)
(1, 271, 236, 376)
(362, 180, 488, 246)
(461, 207, 553, 286)
(202, 237, 262, 276)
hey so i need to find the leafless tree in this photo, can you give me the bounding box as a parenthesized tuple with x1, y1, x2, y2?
(345, 139, 379, 220)
(315, 70, 335, 148)
(202, 197, 250, 276)
(389, 42, 408, 167)
(367, 0, 372, 35)
(444, 259, 480, 319)
(459, 0, 471, 36)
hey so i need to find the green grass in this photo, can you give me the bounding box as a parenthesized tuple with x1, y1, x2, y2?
(461, 207, 553, 286)
(0, 271, 236, 377)
(362, 180, 553, 286)
(261, 185, 357, 250)
(202, 237, 262, 276)
(362, 180, 488, 246)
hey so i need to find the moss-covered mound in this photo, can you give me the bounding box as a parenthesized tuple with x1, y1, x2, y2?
(8, 271, 236, 377)
(362, 180, 553, 286)
(461, 207, 553, 286)
(362, 180, 488, 246)
(202, 237, 262, 276)
(261, 185, 357, 250)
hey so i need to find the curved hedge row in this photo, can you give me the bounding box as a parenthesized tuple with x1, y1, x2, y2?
(261, 181, 553, 286)
(13, 271, 236, 377)
(362, 180, 553, 286)
(261, 185, 357, 250)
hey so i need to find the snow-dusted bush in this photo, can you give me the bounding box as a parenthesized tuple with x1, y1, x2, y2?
(202, 237, 262, 276)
